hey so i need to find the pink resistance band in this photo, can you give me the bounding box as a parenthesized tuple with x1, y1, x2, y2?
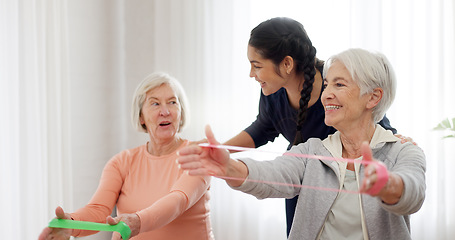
(199, 143, 389, 195)
(364, 161, 389, 195)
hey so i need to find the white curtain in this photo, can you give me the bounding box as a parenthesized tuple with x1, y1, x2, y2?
(2, 0, 454, 239)
(0, 0, 73, 239)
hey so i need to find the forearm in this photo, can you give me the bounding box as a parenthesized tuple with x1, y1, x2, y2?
(225, 158, 249, 187)
(137, 191, 188, 233)
(379, 144, 426, 215)
(224, 131, 255, 151)
(380, 172, 404, 204)
(70, 204, 114, 237)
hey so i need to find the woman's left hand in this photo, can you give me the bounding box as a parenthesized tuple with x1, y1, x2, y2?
(359, 142, 386, 195)
(108, 213, 141, 240)
(360, 142, 403, 204)
(394, 134, 417, 145)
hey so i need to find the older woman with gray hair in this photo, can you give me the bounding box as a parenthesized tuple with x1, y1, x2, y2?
(39, 72, 214, 240)
(177, 48, 426, 240)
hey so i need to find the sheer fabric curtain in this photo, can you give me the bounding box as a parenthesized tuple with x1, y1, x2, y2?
(378, 1, 455, 238)
(334, 1, 455, 238)
(1, 1, 128, 239)
(0, 0, 72, 238)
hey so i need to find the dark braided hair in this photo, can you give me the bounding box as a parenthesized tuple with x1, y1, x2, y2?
(249, 17, 320, 145)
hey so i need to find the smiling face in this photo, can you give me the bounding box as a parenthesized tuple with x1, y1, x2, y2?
(322, 61, 374, 131)
(247, 45, 286, 95)
(140, 83, 182, 143)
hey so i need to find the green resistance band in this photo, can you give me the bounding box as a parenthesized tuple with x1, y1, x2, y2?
(48, 218, 132, 239)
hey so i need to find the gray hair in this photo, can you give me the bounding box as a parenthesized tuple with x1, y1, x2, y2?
(131, 72, 190, 133)
(323, 48, 396, 123)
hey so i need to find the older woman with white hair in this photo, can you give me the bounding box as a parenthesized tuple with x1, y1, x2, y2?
(177, 49, 426, 240)
(39, 72, 214, 240)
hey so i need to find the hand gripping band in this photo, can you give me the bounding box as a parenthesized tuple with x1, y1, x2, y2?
(365, 161, 389, 195)
(48, 219, 131, 239)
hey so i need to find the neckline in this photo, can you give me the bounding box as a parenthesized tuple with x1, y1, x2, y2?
(145, 139, 188, 158)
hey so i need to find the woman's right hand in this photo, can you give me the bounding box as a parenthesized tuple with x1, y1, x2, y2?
(38, 206, 72, 240)
(178, 125, 231, 177)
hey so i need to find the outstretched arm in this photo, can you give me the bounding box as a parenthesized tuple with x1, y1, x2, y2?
(178, 125, 249, 187)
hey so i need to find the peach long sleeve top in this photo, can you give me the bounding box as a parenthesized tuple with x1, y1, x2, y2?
(70, 140, 214, 239)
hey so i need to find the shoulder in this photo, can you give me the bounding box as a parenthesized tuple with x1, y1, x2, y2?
(259, 88, 288, 107)
(107, 144, 146, 168)
(380, 141, 424, 157)
(289, 138, 325, 154)
(113, 145, 144, 159)
(306, 137, 325, 146)
(376, 141, 426, 168)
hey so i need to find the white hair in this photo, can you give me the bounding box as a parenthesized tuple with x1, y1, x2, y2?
(323, 48, 397, 123)
(131, 72, 190, 133)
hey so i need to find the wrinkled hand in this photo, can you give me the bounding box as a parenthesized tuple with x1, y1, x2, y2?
(394, 134, 417, 145)
(359, 142, 405, 204)
(178, 125, 230, 176)
(108, 213, 141, 240)
(359, 142, 388, 196)
(38, 206, 72, 240)
(359, 141, 404, 204)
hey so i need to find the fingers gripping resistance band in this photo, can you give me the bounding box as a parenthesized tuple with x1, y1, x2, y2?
(48, 219, 132, 239)
(364, 161, 389, 195)
(199, 143, 389, 195)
